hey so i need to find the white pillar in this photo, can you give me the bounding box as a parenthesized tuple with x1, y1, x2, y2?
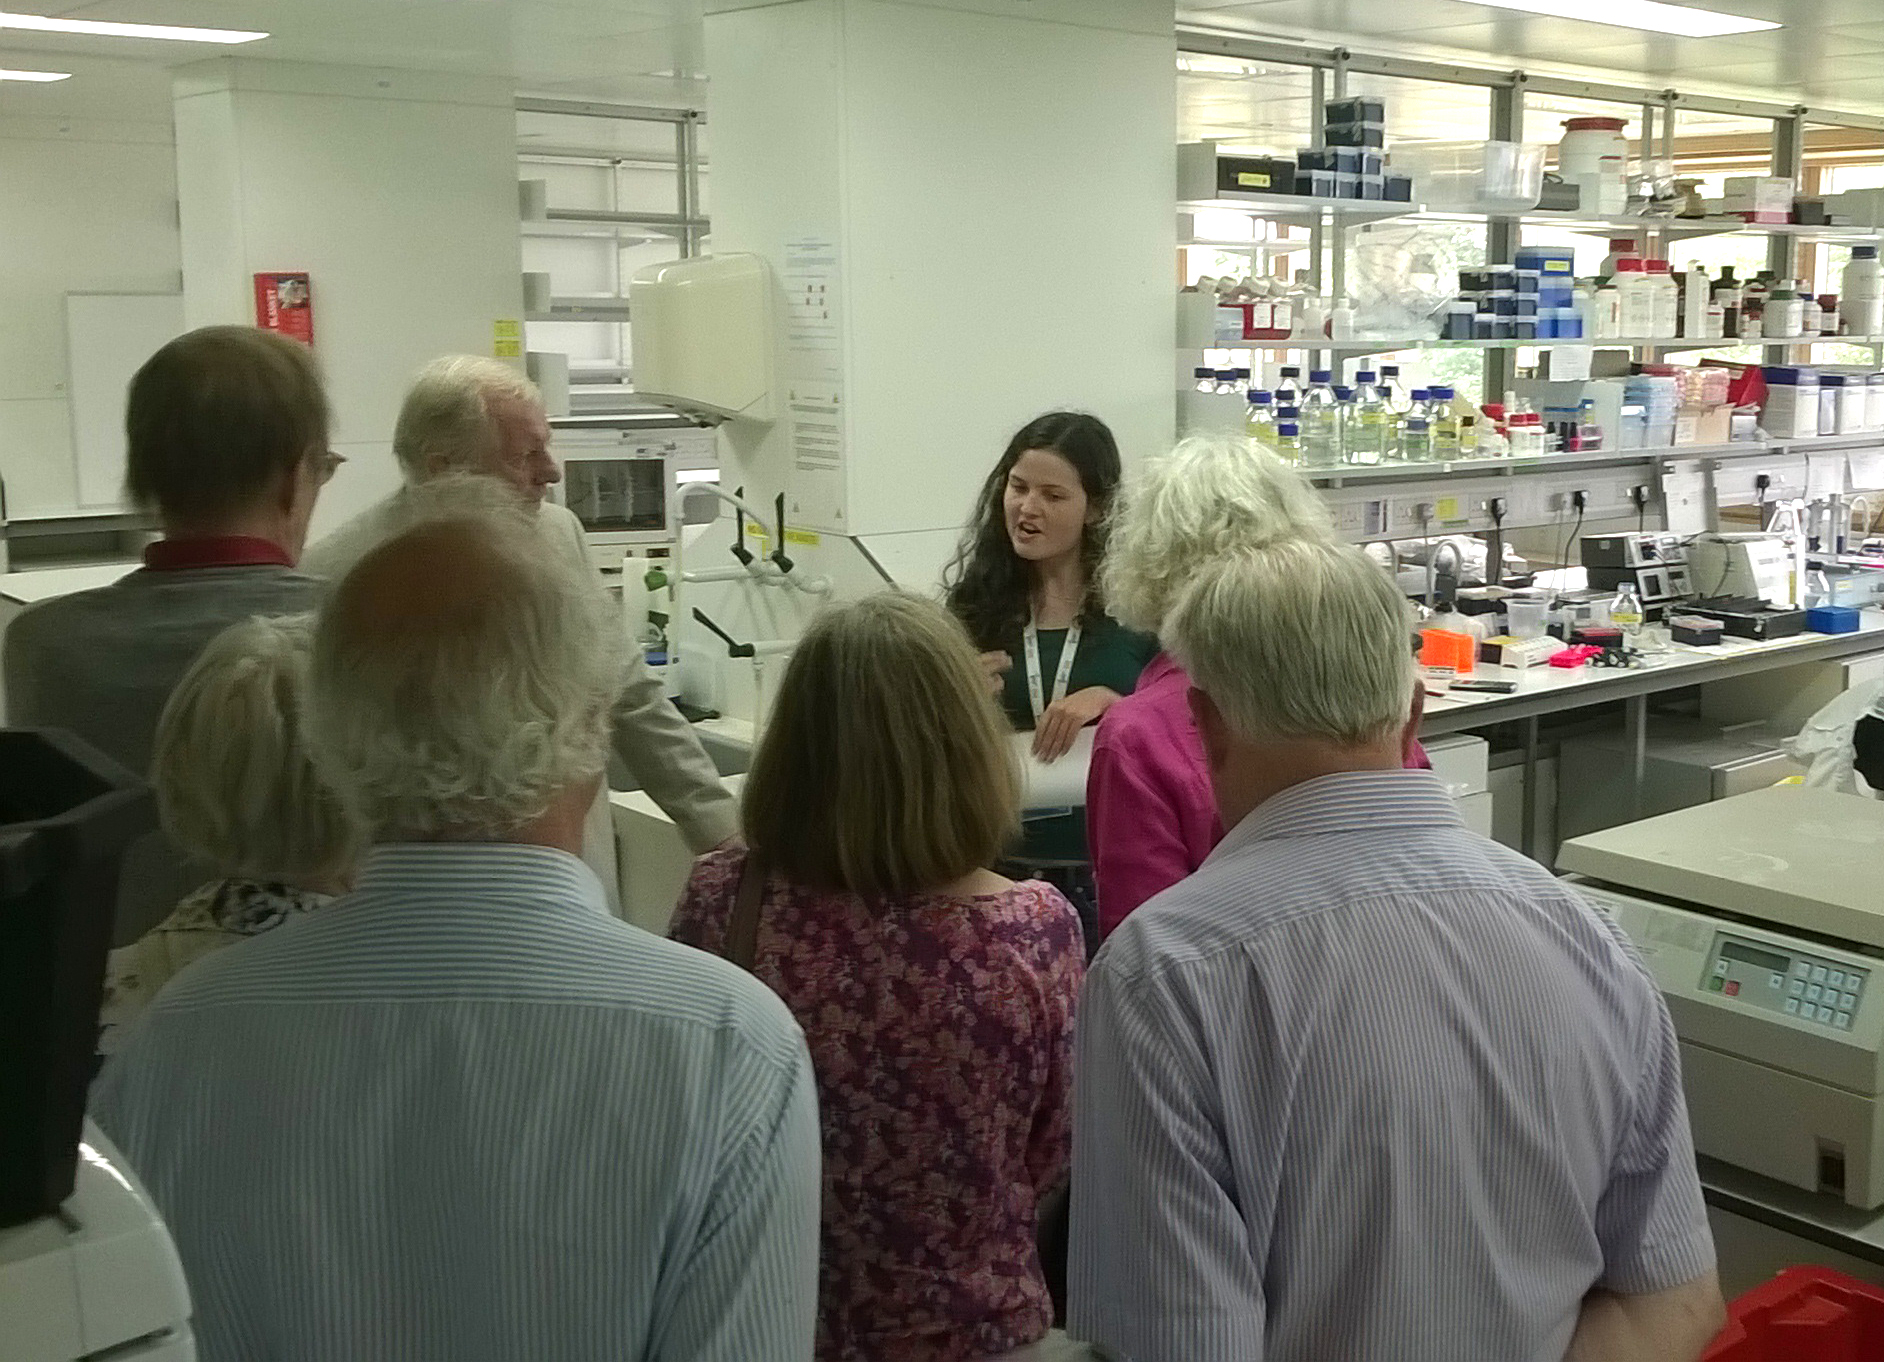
(172, 60, 524, 538)
(705, 0, 1176, 546)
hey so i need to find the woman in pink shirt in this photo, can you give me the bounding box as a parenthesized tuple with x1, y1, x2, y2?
(1088, 435, 1428, 937)
(671, 592, 1083, 1361)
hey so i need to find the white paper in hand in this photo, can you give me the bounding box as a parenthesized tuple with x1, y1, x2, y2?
(1012, 727, 1096, 811)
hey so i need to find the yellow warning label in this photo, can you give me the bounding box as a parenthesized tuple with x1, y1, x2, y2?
(493, 319, 523, 358)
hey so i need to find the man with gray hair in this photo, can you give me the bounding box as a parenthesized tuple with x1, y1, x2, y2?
(94, 490, 821, 1360)
(302, 355, 737, 888)
(1068, 539, 1723, 1362)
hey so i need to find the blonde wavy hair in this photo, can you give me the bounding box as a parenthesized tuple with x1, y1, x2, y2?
(1103, 433, 1336, 636)
(152, 613, 360, 883)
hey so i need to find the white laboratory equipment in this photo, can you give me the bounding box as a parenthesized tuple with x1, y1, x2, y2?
(0, 1125, 194, 1362)
(551, 424, 718, 569)
(1560, 786, 1884, 1208)
(1688, 533, 1794, 606)
(627, 253, 774, 424)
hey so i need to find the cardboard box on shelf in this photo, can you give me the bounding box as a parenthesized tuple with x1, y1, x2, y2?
(1675, 403, 1732, 445)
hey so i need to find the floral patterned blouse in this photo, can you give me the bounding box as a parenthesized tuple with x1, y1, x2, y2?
(97, 878, 330, 1056)
(671, 848, 1085, 1362)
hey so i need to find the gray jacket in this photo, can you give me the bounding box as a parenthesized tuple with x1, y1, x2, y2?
(3, 565, 324, 944)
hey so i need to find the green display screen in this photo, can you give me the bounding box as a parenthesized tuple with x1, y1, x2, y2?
(1722, 939, 1790, 975)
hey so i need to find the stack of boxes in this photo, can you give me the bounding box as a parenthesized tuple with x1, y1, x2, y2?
(1623, 369, 1680, 449)
(1442, 248, 1580, 341)
(1294, 97, 1412, 202)
(1760, 367, 1821, 438)
(1716, 175, 1795, 224)
(1762, 367, 1884, 437)
(1672, 366, 1732, 445)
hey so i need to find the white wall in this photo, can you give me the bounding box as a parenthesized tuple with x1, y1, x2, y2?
(0, 74, 182, 517)
(708, 0, 1176, 540)
(172, 60, 526, 540)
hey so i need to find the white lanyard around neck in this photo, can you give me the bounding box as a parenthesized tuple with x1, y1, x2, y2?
(1023, 613, 1082, 721)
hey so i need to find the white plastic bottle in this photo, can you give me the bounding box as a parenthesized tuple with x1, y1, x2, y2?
(1646, 260, 1679, 339)
(1767, 283, 1804, 339)
(1844, 245, 1883, 337)
(1614, 258, 1654, 338)
(1593, 275, 1623, 339)
(1598, 235, 1639, 282)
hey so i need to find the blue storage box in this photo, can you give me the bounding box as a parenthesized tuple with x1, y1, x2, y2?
(1807, 605, 1861, 634)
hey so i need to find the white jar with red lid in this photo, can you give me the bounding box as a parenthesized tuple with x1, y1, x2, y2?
(1560, 116, 1630, 215)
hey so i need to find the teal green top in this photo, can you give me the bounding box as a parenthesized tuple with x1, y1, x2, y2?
(995, 613, 1159, 865)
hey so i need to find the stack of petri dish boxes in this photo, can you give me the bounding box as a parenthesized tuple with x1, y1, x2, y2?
(1443, 247, 1583, 340)
(1294, 97, 1412, 202)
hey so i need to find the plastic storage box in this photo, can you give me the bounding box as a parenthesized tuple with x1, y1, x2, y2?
(1391, 140, 1544, 213)
(1704, 1266, 1884, 1361)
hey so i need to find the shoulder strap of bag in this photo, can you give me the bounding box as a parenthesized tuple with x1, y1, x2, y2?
(725, 850, 767, 972)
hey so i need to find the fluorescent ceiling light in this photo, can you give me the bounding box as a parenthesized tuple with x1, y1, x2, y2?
(0, 66, 69, 79)
(1450, 0, 1779, 38)
(0, 11, 267, 43)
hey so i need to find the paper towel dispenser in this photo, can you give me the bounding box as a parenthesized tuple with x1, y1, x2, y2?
(628, 253, 774, 424)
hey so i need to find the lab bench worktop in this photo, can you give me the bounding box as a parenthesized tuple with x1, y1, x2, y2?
(1419, 611, 1884, 735)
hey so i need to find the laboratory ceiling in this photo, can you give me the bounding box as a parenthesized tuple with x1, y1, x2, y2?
(0, 0, 709, 111)
(1179, 0, 1884, 118)
(3, 0, 1882, 124)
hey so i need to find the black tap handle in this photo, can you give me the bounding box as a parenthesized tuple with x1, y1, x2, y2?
(771, 493, 795, 574)
(692, 607, 755, 659)
(729, 486, 754, 566)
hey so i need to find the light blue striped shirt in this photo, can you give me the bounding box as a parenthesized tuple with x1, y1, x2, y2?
(1068, 770, 1714, 1362)
(92, 843, 821, 1362)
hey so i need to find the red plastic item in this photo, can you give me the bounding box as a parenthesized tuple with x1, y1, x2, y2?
(1704, 1267, 1884, 1361)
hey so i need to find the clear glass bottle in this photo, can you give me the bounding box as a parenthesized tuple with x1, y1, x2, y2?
(1429, 385, 1460, 458)
(1300, 369, 1340, 466)
(1193, 366, 1216, 394)
(1457, 414, 1479, 458)
(1272, 419, 1303, 465)
(1275, 364, 1302, 409)
(1244, 389, 1277, 445)
(1331, 385, 1357, 465)
(1213, 368, 1240, 395)
(1349, 385, 1391, 466)
(1380, 363, 1413, 415)
(1609, 579, 1644, 640)
(1400, 416, 1432, 462)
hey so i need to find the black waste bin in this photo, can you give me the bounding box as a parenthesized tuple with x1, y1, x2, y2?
(0, 727, 152, 1229)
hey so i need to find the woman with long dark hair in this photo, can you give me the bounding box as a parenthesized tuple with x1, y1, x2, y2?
(944, 413, 1155, 945)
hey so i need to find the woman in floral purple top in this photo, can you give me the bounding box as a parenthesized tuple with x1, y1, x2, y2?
(670, 591, 1084, 1362)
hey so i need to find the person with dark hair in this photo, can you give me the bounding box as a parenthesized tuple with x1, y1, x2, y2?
(3, 325, 337, 944)
(943, 413, 1155, 947)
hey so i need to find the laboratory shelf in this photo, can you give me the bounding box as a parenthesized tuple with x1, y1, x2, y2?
(1178, 193, 1422, 227)
(1296, 432, 1884, 487)
(1188, 334, 1884, 356)
(1181, 237, 1313, 254)
(526, 295, 633, 322)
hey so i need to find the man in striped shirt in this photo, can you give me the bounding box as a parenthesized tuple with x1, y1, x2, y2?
(1068, 540, 1723, 1362)
(93, 484, 821, 1361)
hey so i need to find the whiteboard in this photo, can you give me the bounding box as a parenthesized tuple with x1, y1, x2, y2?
(65, 292, 185, 508)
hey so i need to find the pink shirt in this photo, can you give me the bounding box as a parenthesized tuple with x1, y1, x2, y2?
(1087, 653, 1431, 939)
(671, 849, 1084, 1361)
